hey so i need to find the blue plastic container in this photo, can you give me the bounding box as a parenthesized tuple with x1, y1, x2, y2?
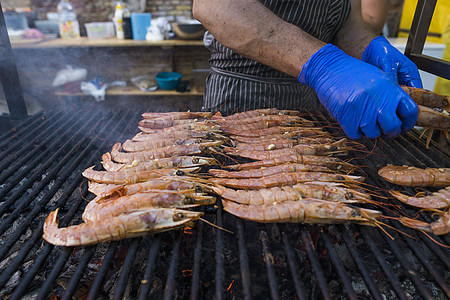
(131, 13, 151, 40)
(155, 72, 182, 90)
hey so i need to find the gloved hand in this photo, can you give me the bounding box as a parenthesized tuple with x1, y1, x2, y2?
(362, 36, 423, 88)
(298, 44, 418, 139)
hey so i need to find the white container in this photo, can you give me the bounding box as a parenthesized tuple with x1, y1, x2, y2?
(85, 22, 115, 39)
(57, 0, 80, 38)
(387, 37, 446, 91)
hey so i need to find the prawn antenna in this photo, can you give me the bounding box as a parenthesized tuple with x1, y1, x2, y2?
(200, 218, 234, 234)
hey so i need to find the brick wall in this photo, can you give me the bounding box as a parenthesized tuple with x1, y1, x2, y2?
(5, 0, 405, 36)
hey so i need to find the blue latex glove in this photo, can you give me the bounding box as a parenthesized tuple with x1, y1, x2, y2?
(298, 44, 418, 139)
(362, 36, 423, 88)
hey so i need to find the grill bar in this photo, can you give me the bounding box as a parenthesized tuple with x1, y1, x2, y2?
(114, 238, 139, 300)
(0, 112, 75, 189)
(360, 228, 409, 300)
(341, 227, 383, 299)
(302, 230, 331, 299)
(0, 112, 42, 147)
(236, 219, 252, 300)
(214, 203, 225, 300)
(260, 229, 280, 300)
(281, 225, 307, 300)
(61, 246, 96, 300)
(138, 236, 161, 299)
(321, 231, 357, 300)
(0, 111, 101, 228)
(190, 220, 204, 299)
(0, 112, 47, 158)
(87, 242, 119, 300)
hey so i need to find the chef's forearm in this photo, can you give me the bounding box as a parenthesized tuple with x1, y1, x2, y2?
(193, 0, 325, 77)
(334, 0, 378, 59)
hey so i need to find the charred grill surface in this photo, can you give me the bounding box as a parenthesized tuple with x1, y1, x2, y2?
(0, 109, 448, 299)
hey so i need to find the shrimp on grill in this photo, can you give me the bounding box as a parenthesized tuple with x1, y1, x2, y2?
(122, 137, 205, 152)
(401, 86, 449, 110)
(101, 153, 217, 172)
(43, 208, 203, 246)
(378, 165, 450, 187)
(138, 118, 200, 129)
(209, 163, 333, 178)
(88, 176, 213, 198)
(212, 108, 301, 121)
(138, 122, 221, 134)
(110, 141, 223, 164)
(216, 114, 313, 125)
(212, 183, 371, 205)
(132, 130, 217, 142)
(141, 111, 213, 120)
(399, 210, 450, 235)
(82, 166, 199, 184)
(400, 86, 450, 148)
(390, 188, 450, 209)
(230, 130, 331, 143)
(224, 126, 324, 137)
(82, 190, 215, 222)
(222, 199, 382, 224)
(233, 137, 336, 151)
(210, 171, 364, 189)
(224, 139, 348, 159)
(225, 154, 356, 173)
(220, 119, 315, 132)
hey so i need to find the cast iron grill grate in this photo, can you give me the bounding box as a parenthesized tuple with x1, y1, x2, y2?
(0, 108, 448, 299)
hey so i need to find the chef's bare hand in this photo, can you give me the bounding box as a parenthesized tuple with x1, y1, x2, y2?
(298, 44, 419, 139)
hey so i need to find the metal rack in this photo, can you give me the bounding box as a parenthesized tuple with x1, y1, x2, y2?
(404, 0, 450, 80)
(0, 2, 27, 125)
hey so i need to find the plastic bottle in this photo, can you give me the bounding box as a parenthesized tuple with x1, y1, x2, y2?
(114, 2, 124, 39)
(122, 6, 133, 39)
(57, 0, 80, 39)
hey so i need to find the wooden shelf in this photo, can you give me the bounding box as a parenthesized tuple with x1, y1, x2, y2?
(11, 37, 205, 49)
(55, 85, 203, 98)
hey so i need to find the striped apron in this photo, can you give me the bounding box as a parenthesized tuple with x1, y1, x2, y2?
(202, 0, 351, 115)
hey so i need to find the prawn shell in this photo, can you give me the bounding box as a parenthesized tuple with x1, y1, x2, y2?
(399, 211, 450, 235)
(378, 165, 450, 187)
(416, 105, 450, 129)
(43, 208, 203, 246)
(390, 188, 450, 209)
(82, 191, 215, 222)
(210, 171, 364, 189)
(222, 199, 381, 224)
(401, 86, 450, 110)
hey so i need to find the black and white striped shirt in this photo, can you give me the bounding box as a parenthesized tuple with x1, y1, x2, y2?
(202, 0, 351, 115)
